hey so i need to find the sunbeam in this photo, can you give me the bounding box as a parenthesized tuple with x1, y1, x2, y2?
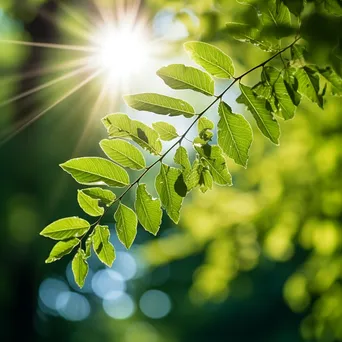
(0, 70, 102, 147)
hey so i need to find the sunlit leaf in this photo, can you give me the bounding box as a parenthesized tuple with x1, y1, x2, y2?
(152, 122, 179, 141)
(264, 66, 297, 120)
(174, 146, 191, 170)
(45, 238, 80, 263)
(124, 93, 195, 118)
(135, 184, 162, 235)
(77, 190, 104, 217)
(218, 101, 253, 167)
(198, 116, 214, 133)
(195, 144, 232, 186)
(184, 159, 202, 191)
(295, 67, 323, 108)
(100, 139, 146, 170)
(157, 64, 214, 96)
(82, 187, 116, 207)
(239, 83, 280, 144)
(102, 113, 162, 155)
(114, 203, 137, 249)
(40, 217, 90, 240)
(184, 41, 235, 78)
(315, 66, 342, 96)
(92, 225, 115, 267)
(60, 157, 130, 187)
(155, 163, 183, 223)
(199, 169, 213, 193)
(72, 248, 88, 288)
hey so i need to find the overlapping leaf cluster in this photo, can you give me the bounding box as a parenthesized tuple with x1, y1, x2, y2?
(41, 0, 342, 287)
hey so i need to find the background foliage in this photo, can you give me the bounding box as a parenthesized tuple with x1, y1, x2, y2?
(0, 0, 341, 341)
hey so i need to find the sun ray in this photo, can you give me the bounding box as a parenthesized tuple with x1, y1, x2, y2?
(0, 70, 102, 147)
(0, 64, 92, 108)
(0, 39, 95, 52)
(1, 56, 91, 86)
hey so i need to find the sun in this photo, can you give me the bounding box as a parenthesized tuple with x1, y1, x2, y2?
(91, 24, 150, 84)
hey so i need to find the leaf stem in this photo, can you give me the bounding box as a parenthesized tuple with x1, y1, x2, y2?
(84, 37, 301, 240)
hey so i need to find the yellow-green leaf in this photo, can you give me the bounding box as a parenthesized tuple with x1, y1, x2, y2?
(152, 122, 179, 141)
(72, 248, 88, 288)
(77, 190, 104, 217)
(114, 203, 137, 249)
(92, 225, 115, 267)
(45, 238, 80, 263)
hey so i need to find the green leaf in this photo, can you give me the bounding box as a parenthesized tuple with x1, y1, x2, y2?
(283, 67, 302, 106)
(197, 117, 215, 142)
(283, 0, 305, 16)
(45, 238, 80, 263)
(199, 169, 213, 193)
(124, 93, 195, 118)
(184, 159, 202, 191)
(114, 203, 137, 249)
(152, 122, 179, 141)
(102, 113, 162, 155)
(239, 83, 280, 144)
(135, 184, 162, 235)
(174, 146, 191, 170)
(263, 66, 297, 120)
(60, 157, 130, 187)
(82, 187, 116, 207)
(155, 163, 184, 223)
(85, 235, 92, 258)
(218, 101, 253, 167)
(157, 64, 214, 96)
(195, 144, 232, 186)
(40, 217, 90, 240)
(184, 41, 235, 78)
(315, 66, 342, 96)
(72, 248, 88, 288)
(92, 225, 115, 267)
(77, 190, 104, 217)
(225, 23, 279, 52)
(100, 139, 146, 170)
(260, 0, 291, 32)
(295, 67, 323, 108)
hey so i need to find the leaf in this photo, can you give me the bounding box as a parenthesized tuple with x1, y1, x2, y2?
(152, 122, 179, 141)
(40, 217, 90, 240)
(218, 101, 253, 167)
(155, 163, 184, 223)
(225, 23, 279, 52)
(184, 159, 202, 191)
(124, 93, 195, 118)
(315, 66, 342, 96)
(195, 144, 232, 186)
(77, 190, 104, 217)
(60, 157, 130, 187)
(199, 169, 213, 193)
(184, 41, 235, 78)
(135, 184, 162, 235)
(92, 225, 115, 267)
(100, 139, 146, 170)
(198, 116, 214, 133)
(157, 64, 215, 96)
(102, 113, 162, 155)
(114, 203, 137, 249)
(283, 0, 305, 16)
(174, 146, 191, 170)
(82, 187, 116, 207)
(85, 235, 92, 258)
(295, 67, 323, 108)
(263, 66, 297, 120)
(45, 238, 80, 263)
(283, 68, 302, 106)
(239, 83, 280, 144)
(72, 248, 88, 288)
(260, 0, 291, 33)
